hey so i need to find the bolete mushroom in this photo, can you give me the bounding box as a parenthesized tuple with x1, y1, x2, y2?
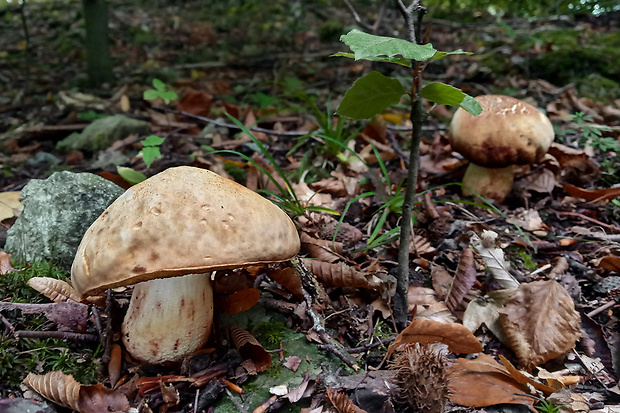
(71, 166, 300, 364)
(449, 95, 554, 202)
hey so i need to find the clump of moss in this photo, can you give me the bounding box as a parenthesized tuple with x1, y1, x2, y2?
(0, 261, 102, 395)
(1, 261, 68, 304)
(255, 321, 287, 350)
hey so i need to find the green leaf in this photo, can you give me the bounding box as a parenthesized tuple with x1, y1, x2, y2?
(340, 29, 436, 62)
(160, 90, 178, 104)
(331, 51, 411, 67)
(419, 83, 482, 115)
(143, 90, 159, 101)
(140, 146, 161, 168)
(336, 72, 406, 120)
(431, 49, 473, 60)
(141, 135, 165, 147)
(117, 166, 147, 185)
(152, 78, 166, 91)
(460, 95, 483, 116)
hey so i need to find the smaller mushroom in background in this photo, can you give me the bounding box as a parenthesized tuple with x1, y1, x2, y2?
(448, 95, 554, 203)
(71, 166, 300, 365)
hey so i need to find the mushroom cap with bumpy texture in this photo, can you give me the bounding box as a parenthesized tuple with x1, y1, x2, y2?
(71, 166, 300, 297)
(449, 95, 554, 168)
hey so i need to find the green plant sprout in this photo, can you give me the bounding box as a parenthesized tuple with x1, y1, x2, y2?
(140, 135, 165, 167)
(570, 112, 615, 151)
(535, 398, 563, 413)
(143, 78, 178, 105)
(333, 7, 482, 329)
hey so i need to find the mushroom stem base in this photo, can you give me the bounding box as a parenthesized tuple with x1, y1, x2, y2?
(122, 272, 213, 364)
(462, 164, 514, 203)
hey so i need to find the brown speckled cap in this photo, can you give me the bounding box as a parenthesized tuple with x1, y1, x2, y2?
(449, 95, 554, 168)
(71, 166, 300, 296)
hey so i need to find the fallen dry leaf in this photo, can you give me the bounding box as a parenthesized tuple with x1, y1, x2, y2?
(387, 318, 483, 359)
(301, 232, 343, 263)
(463, 289, 515, 345)
(268, 267, 303, 299)
(599, 256, 620, 272)
(416, 302, 457, 323)
(448, 354, 536, 411)
(0, 191, 23, 221)
(325, 387, 368, 413)
(498, 355, 557, 395)
(27, 277, 81, 303)
(302, 259, 384, 291)
(23, 371, 130, 413)
(176, 89, 213, 118)
(218, 288, 260, 315)
(499, 280, 581, 370)
(563, 184, 620, 202)
(407, 286, 439, 313)
(445, 248, 477, 312)
(229, 325, 271, 373)
(0, 251, 15, 275)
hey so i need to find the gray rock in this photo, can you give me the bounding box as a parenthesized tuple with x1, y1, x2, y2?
(56, 114, 150, 153)
(0, 398, 57, 413)
(5, 172, 124, 269)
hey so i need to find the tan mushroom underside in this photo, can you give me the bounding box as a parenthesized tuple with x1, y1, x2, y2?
(71, 166, 301, 297)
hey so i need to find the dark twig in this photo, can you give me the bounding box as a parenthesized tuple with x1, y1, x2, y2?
(15, 330, 99, 341)
(342, 0, 374, 32)
(291, 258, 359, 371)
(345, 335, 396, 353)
(225, 388, 249, 413)
(0, 313, 15, 334)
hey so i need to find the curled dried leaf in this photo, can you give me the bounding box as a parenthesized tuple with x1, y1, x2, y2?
(28, 277, 82, 303)
(23, 371, 130, 413)
(445, 248, 477, 312)
(301, 232, 343, 263)
(229, 325, 271, 373)
(301, 258, 383, 291)
(325, 387, 368, 413)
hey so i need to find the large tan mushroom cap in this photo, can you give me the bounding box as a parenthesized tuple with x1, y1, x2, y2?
(72, 166, 300, 297)
(449, 95, 554, 168)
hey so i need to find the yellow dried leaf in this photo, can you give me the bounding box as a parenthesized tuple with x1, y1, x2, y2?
(0, 191, 23, 221)
(28, 277, 81, 303)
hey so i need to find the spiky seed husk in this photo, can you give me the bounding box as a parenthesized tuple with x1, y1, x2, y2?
(390, 343, 450, 413)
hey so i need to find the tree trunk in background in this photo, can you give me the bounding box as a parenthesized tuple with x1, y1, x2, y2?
(82, 0, 114, 86)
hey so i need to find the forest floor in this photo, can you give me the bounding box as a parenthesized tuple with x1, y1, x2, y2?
(1, 0, 620, 412)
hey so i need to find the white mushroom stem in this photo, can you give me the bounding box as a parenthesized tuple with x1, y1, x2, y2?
(121, 272, 213, 364)
(461, 163, 514, 203)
